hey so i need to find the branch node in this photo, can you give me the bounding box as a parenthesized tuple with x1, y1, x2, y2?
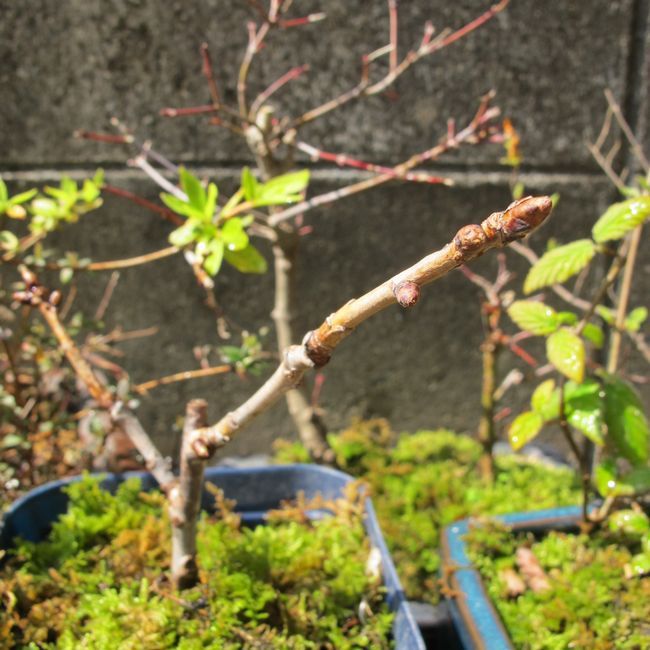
(393, 281, 421, 307)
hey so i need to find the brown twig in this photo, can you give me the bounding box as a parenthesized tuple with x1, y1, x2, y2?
(189, 196, 552, 457)
(87, 246, 179, 271)
(102, 184, 184, 226)
(134, 364, 232, 395)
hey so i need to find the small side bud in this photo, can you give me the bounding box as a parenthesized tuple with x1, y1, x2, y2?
(454, 224, 487, 255)
(49, 290, 62, 306)
(393, 281, 421, 307)
(484, 195, 553, 243)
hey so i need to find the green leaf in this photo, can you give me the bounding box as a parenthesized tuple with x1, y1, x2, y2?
(203, 240, 224, 276)
(93, 169, 105, 188)
(594, 460, 633, 497)
(623, 466, 650, 494)
(160, 193, 203, 220)
(224, 244, 267, 274)
(564, 379, 604, 445)
(592, 197, 650, 243)
(508, 411, 544, 450)
(524, 239, 596, 294)
(629, 553, 650, 577)
(0, 230, 19, 252)
(204, 183, 218, 220)
(254, 170, 310, 206)
(608, 509, 650, 537)
(530, 379, 560, 422)
(507, 300, 560, 335)
(221, 218, 249, 252)
(625, 307, 647, 332)
(60, 267, 74, 284)
(179, 167, 206, 211)
(0, 178, 7, 202)
(81, 179, 101, 204)
(556, 311, 578, 326)
(582, 323, 604, 348)
(596, 305, 615, 325)
(241, 167, 259, 202)
(602, 375, 649, 465)
(168, 222, 197, 247)
(8, 188, 38, 205)
(546, 328, 585, 382)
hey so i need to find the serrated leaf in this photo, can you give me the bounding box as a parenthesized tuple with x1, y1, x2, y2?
(508, 411, 544, 450)
(592, 197, 650, 243)
(530, 379, 560, 422)
(221, 218, 249, 251)
(507, 301, 560, 335)
(602, 375, 649, 466)
(204, 240, 224, 276)
(582, 323, 604, 348)
(179, 167, 206, 211)
(241, 167, 259, 202)
(564, 379, 604, 445)
(524, 239, 596, 294)
(625, 307, 647, 332)
(224, 244, 267, 274)
(546, 328, 585, 382)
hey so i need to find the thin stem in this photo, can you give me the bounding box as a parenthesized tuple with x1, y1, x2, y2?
(250, 64, 309, 119)
(200, 42, 222, 107)
(607, 225, 643, 373)
(238, 21, 271, 118)
(130, 155, 186, 200)
(87, 246, 179, 271)
(102, 184, 183, 226)
(188, 196, 552, 457)
(134, 364, 232, 394)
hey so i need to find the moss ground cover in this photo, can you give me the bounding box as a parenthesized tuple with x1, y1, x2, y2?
(275, 421, 582, 603)
(0, 476, 392, 649)
(466, 521, 650, 649)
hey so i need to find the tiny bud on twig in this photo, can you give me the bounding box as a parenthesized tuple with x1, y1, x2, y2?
(393, 281, 421, 307)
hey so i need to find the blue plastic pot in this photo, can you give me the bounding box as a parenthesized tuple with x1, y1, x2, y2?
(1, 463, 425, 650)
(440, 506, 584, 650)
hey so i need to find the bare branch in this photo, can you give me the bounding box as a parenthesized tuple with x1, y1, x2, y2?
(190, 196, 552, 458)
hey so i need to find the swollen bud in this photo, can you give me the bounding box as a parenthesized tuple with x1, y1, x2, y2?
(394, 281, 421, 307)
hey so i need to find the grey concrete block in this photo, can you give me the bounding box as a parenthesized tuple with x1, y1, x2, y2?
(5, 167, 641, 461)
(1, 1, 634, 171)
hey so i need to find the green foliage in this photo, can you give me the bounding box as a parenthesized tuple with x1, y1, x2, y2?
(507, 300, 560, 335)
(592, 196, 650, 243)
(163, 167, 269, 277)
(276, 424, 581, 604)
(240, 167, 310, 207)
(508, 411, 543, 451)
(601, 374, 649, 466)
(546, 328, 585, 383)
(0, 476, 392, 648)
(467, 524, 650, 650)
(523, 239, 595, 294)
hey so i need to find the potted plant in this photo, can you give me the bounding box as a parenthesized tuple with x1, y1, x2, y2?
(0, 195, 552, 646)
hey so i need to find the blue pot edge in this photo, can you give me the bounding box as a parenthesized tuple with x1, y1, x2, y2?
(440, 505, 586, 650)
(1, 463, 425, 650)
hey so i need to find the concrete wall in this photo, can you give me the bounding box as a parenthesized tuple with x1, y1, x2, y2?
(2, 1, 649, 458)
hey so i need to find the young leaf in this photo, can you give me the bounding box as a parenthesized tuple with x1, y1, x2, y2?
(608, 509, 650, 537)
(556, 311, 578, 326)
(160, 193, 203, 220)
(254, 170, 310, 206)
(0, 230, 19, 251)
(204, 183, 218, 221)
(8, 188, 38, 206)
(596, 305, 615, 325)
(582, 323, 604, 348)
(564, 379, 604, 445)
(530, 379, 560, 422)
(168, 222, 196, 247)
(204, 240, 224, 276)
(625, 307, 647, 332)
(241, 167, 259, 202)
(508, 411, 544, 450)
(602, 375, 649, 466)
(0, 178, 7, 202)
(523, 239, 596, 294)
(592, 197, 650, 243)
(507, 300, 559, 335)
(224, 244, 267, 273)
(179, 167, 206, 211)
(594, 460, 630, 497)
(221, 218, 249, 252)
(546, 328, 585, 383)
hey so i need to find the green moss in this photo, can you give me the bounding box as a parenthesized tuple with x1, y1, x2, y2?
(0, 476, 393, 648)
(275, 421, 581, 603)
(466, 523, 650, 649)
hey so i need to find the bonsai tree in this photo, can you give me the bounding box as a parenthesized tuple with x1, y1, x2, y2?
(75, 0, 512, 462)
(12, 194, 554, 588)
